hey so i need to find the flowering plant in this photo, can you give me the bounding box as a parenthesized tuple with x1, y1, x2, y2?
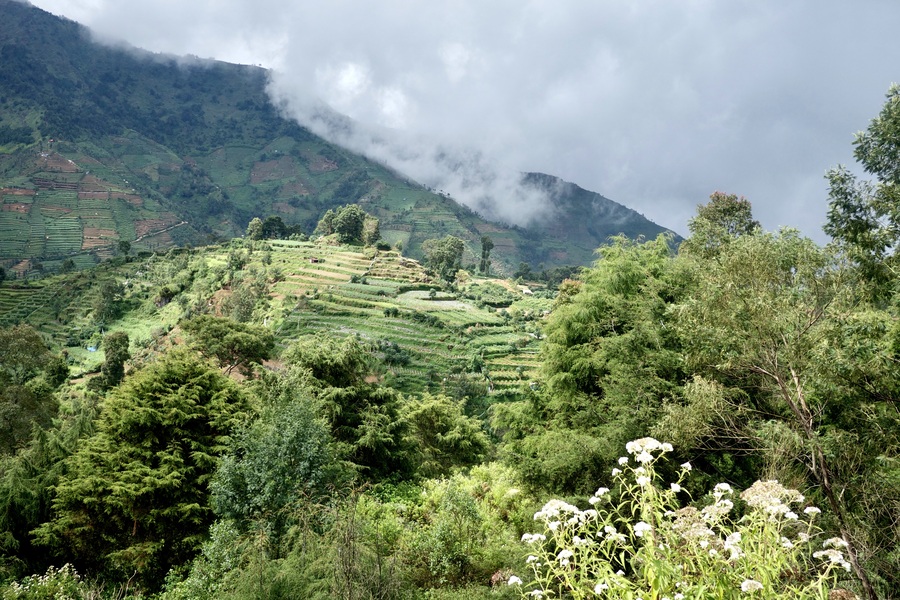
(1, 564, 92, 600)
(509, 438, 854, 599)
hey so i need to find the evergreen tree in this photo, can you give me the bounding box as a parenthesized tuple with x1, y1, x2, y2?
(99, 331, 129, 389)
(34, 350, 250, 588)
(495, 234, 690, 494)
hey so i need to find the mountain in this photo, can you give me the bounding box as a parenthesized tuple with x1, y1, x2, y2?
(0, 0, 676, 277)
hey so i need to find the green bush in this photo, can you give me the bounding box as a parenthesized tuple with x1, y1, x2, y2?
(509, 438, 854, 599)
(1, 564, 95, 600)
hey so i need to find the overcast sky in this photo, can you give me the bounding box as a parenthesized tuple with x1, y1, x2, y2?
(27, 0, 900, 239)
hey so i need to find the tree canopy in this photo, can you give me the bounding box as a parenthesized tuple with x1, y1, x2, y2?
(34, 350, 250, 587)
(422, 235, 466, 283)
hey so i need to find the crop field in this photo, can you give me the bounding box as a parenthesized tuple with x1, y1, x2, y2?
(0, 237, 548, 393)
(0, 149, 191, 267)
(257, 241, 544, 392)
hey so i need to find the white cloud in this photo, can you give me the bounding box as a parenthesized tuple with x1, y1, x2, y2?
(28, 0, 900, 238)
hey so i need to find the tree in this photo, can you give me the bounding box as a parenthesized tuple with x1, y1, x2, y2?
(495, 235, 690, 494)
(181, 315, 274, 375)
(245, 217, 264, 241)
(674, 230, 891, 598)
(261, 215, 286, 240)
(0, 326, 64, 456)
(34, 350, 250, 588)
(332, 204, 367, 244)
(825, 85, 900, 288)
(314, 209, 336, 237)
(422, 235, 465, 283)
(116, 240, 130, 256)
(58, 259, 75, 274)
(362, 215, 381, 246)
(0, 324, 50, 385)
(0, 266, 5, 285)
(404, 393, 489, 478)
(282, 335, 412, 479)
(92, 279, 123, 323)
(680, 191, 760, 258)
(478, 236, 494, 275)
(211, 386, 341, 544)
(99, 331, 129, 389)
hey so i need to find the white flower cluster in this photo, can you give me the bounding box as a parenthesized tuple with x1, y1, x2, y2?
(813, 537, 852, 572)
(741, 578, 764, 592)
(739, 480, 808, 522)
(513, 438, 848, 599)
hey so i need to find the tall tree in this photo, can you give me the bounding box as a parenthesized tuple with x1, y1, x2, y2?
(34, 350, 250, 588)
(478, 235, 494, 274)
(282, 335, 412, 479)
(495, 235, 690, 493)
(362, 214, 381, 246)
(245, 217, 264, 241)
(422, 235, 465, 283)
(674, 229, 895, 599)
(181, 315, 274, 375)
(0, 325, 49, 385)
(680, 191, 760, 258)
(332, 204, 367, 244)
(99, 331, 129, 389)
(825, 84, 900, 289)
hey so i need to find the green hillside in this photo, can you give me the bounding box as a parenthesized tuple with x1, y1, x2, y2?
(0, 237, 547, 398)
(0, 0, 674, 278)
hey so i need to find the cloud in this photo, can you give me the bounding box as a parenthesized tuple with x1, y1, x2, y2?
(28, 0, 900, 239)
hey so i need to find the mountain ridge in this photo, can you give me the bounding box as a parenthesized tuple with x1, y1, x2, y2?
(0, 0, 677, 276)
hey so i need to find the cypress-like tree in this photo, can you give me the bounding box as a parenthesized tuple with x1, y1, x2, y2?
(33, 350, 250, 588)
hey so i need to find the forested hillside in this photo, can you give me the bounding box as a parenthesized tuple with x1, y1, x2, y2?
(0, 0, 672, 279)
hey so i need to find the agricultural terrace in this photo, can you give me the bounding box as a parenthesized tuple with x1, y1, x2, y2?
(0, 238, 549, 393)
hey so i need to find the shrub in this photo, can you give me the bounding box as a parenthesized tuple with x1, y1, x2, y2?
(510, 438, 854, 599)
(1, 564, 95, 600)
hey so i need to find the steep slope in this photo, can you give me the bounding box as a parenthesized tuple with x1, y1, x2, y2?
(0, 0, 676, 276)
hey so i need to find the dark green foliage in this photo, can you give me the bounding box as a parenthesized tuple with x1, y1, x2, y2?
(261, 216, 287, 240)
(0, 398, 96, 579)
(478, 235, 494, 274)
(0, 325, 64, 456)
(496, 235, 689, 494)
(422, 235, 465, 282)
(98, 331, 128, 389)
(33, 350, 250, 588)
(181, 315, 274, 375)
(283, 335, 412, 479)
(336, 205, 364, 243)
(58, 259, 75, 274)
(0, 324, 49, 385)
(404, 393, 490, 478)
(826, 85, 900, 289)
(375, 339, 410, 366)
(0, 124, 33, 145)
(91, 280, 123, 323)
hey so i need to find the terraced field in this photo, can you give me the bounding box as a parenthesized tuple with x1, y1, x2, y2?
(259, 241, 547, 392)
(0, 150, 187, 275)
(0, 238, 551, 395)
